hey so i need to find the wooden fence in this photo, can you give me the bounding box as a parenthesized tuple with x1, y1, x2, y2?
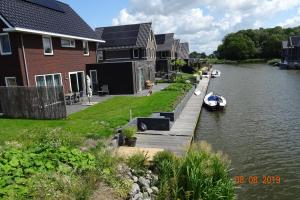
(0, 86, 66, 119)
(0, 99, 2, 113)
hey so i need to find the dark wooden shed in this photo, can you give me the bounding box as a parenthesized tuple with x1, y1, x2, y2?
(87, 61, 155, 95)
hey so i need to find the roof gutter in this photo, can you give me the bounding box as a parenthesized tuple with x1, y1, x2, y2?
(3, 27, 105, 43)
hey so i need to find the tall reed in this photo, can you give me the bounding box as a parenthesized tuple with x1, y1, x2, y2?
(153, 141, 236, 200)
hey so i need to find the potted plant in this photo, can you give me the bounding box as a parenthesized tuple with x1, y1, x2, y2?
(123, 125, 137, 147)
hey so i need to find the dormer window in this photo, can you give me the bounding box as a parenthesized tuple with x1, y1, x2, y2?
(83, 41, 89, 56)
(42, 36, 53, 55)
(0, 33, 12, 55)
(133, 49, 139, 58)
(61, 38, 75, 48)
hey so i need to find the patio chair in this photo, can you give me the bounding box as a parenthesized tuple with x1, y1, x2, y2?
(65, 93, 74, 105)
(98, 84, 109, 96)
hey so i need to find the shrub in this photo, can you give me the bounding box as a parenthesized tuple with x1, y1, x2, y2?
(0, 144, 96, 199)
(153, 151, 176, 174)
(94, 149, 131, 198)
(122, 126, 137, 139)
(126, 152, 148, 175)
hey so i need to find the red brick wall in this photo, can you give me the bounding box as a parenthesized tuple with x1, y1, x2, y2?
(0, 26, 24, 86)
(22, 33, 97, 92)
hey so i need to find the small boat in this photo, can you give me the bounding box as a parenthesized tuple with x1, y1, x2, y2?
(211, 70, 221, 78)
(273, 62, 280, 67)
(203, 92, 226, 110)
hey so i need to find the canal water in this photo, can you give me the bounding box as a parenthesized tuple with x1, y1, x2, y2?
(195, 64, 300, 200)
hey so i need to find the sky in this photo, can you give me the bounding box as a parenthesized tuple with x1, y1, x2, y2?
(61, 0, 300, 54)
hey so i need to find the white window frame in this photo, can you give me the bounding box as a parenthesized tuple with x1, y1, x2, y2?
(142, 49, 147, 59)
(133, 49, 139, 58)
(5, 77, 17, 86)
(35, 73, 62, 87)
(0, 33, 12, 55)
(83, 41, 89, 56)
(68, 71, 85, 93)
(42, 36, 53, 55)
(61, 38, 75, 48)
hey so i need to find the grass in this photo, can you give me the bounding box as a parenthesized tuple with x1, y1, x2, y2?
(0, 83, 192, 199)
(0, 83, 192, 146)
(153, 141, 236, 200)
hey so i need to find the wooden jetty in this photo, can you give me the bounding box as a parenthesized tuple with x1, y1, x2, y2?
(135, 77, 211, 155)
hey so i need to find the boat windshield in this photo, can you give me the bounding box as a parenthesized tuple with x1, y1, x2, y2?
(208, 95, 223, 102)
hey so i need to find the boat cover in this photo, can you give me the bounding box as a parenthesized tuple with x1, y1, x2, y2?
(208, 95, 221, 102)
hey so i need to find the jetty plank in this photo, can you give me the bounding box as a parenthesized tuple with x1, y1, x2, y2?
(136, 77, 210, 155)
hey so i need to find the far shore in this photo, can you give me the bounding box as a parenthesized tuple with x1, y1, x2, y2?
(196, 58, 281, 65)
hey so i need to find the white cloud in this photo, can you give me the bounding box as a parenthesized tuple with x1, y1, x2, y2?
(279, 7, 300, 28)
(113, 0, 300, 53)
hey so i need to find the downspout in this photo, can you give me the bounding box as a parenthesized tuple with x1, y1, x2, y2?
(20, 34, 30, 86)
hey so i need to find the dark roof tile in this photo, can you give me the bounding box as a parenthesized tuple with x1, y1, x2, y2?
(96, 23, 152, 49)
(0, 0, 99, 40)
(180, 43, 190, 59)
(155, 33, 174, 51)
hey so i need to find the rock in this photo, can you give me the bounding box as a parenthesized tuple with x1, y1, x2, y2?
(130, 183, 140, 196)
(146, 179, 151, 186)
(151, 175, 159, 186)
(151, 186, 159, 194)
(147, 170, 152, 175)
(127, 171, 133, 178)
(132, 176, 138, 183)
(146, 187, 153, 195)
(146, 174, 152, 180)
(133, 192, 143, 200)
(143, 192, 149, 199)
(138, 177, 150, 188)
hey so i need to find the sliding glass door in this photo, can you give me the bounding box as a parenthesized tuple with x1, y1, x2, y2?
(69, 71, 85, 93)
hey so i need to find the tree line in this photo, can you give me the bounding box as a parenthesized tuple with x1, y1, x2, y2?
(190, 26, 300, 61)
(216, 26, 300, 60)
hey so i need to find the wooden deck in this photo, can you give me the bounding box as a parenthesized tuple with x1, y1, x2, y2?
(136, 77, 210, 155)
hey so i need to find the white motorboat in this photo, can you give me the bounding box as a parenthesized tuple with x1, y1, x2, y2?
(211, 70, 221, 78)
(203, 92, 226, 110)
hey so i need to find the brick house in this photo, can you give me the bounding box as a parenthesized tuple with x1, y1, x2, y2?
(0, 0, 104, 93)
(86, 23, 157, 94)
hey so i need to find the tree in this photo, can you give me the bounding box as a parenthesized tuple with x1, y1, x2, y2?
(216, 25, 300, 60)
(189, 51, 201, 58)
(261, 34, 284, 58)
(219, 34, 256, 60)
(172, 59, 187, 71)
(199, 52, 207, 58)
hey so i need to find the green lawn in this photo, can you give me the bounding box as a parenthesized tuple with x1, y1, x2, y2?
(0, 83, 191, 146)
